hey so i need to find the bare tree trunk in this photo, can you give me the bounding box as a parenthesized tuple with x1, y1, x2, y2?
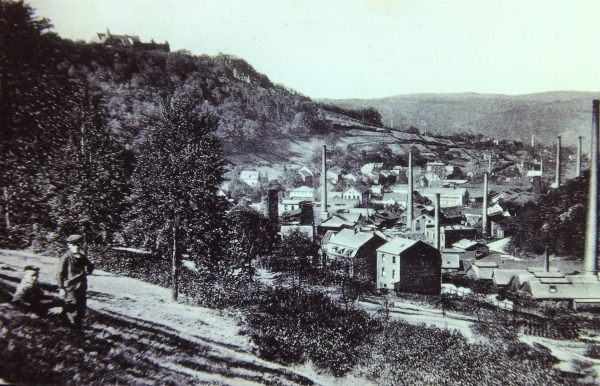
(3, 186, 10, 230)
(171, 225, 178, 302)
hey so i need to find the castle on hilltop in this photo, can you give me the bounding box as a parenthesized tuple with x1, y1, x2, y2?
(93, 29, 170, 52)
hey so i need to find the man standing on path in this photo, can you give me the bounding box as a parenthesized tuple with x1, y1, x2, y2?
(57, 234, 94, 329)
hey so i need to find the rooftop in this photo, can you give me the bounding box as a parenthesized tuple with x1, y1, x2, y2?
(329, 229, 376, 250)
(377, 237, 418, 254)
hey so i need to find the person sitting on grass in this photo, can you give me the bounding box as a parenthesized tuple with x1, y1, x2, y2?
(12, 265, 62, 317)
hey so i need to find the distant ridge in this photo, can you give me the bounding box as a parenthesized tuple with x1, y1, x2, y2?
(321, 91, 600, 146)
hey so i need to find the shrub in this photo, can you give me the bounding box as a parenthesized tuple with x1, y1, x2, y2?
(585, 344, 600, 359)
(245, 286, 380, 376)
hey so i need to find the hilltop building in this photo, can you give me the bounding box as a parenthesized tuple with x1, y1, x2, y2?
(93, 29, 169, 51)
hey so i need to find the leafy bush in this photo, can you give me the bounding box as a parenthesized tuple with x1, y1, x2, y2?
(245, 286, 380, 376)
(357, 320, 563, 386)
(585, 344, 600, 359)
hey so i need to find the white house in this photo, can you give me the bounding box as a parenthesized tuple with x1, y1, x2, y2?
(342, 185, 369, 205)
(289, 186, 315, 201)
(418, 187, 469, 207)
(240, 170, 260, 187)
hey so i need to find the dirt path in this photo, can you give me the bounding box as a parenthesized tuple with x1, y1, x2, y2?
(0, 249, 357, 386)
(358, 298, 477, 340)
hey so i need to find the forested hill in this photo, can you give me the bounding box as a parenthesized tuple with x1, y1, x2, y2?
(37, 33, 381, 158)
(323, 92, 600, 146)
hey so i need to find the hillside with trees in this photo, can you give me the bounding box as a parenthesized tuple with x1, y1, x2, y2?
(324, 92, 600, 146)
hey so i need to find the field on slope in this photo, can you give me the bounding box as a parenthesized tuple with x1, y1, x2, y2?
(0, 250, 359, 386)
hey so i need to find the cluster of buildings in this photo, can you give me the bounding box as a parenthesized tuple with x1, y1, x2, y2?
(227, 102, 600, 308)
(232, 146, 510, 295)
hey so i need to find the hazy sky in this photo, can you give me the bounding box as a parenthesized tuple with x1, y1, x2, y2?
(28, 0, 599, 100)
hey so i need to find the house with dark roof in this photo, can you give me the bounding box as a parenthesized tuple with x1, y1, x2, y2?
(376, 238, 441, 293)
(319, 212, 362, 233)
(441, 248, 476, 272)
(439, 226, 477, 249)
(94, 29, 170, 51)
(451, 239, 489, 258)
(324, 229, 387, 278)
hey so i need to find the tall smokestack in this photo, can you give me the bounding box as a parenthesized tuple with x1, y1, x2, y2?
(488, 153, 492, 174)
(531, 134, 535, 147)
(434, 193, 440, 250)
(544, 247, 550, 273)
(555, 136, 561, 188)
(482, 172, 489, 237)
(407, 149, 414, 230)
(583, 100, 599, 277)
(320, 145, 328, 221)
(577, 136, 582, 178)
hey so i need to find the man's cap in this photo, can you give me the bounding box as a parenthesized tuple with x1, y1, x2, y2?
(23, 265, 40, 272)
(66, 234, 83, 244)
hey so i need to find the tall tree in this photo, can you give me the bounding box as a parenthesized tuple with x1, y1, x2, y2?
(47, 86, 130, 249)
(130, 91, 226, 301)
(0, 0, 74, 246)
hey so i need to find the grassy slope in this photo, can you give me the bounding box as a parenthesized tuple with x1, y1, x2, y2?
(0, 250, 350, 386)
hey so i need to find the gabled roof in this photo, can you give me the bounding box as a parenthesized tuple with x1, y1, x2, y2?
(321, 212, 361, 228)
(468, 265, 496, 280)
(377, 237, 419, 255)
(321, 230, 335, 249)
(344, 185, 369, 194)
(487, 237, 512, 254)
(328, 229, 377, 251)
(452, 239, 485, 250)
(441, 206, 464, 219)
(528, 281, 600, 300)
(226, 202, 258, 216)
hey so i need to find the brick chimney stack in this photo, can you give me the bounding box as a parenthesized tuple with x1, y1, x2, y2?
(584, 101, 599, 277)
(320, 145, 328, 221)
(407, 149, 414, 230)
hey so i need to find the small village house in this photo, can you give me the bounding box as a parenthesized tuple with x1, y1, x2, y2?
(289, 186, 316, 201)
(324, 229, 387, 278)
(342, 185, 369, 205)
(240, 170, 260, 187)
(377, 238, 441, 293)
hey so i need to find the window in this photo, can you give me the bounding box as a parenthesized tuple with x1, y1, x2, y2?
(382, 254, 385, 262)
(382, 267, 385, 277)
(392, 270, 395, 278)
(549, 285, 557, 293)
(393, 256, 396, 264)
